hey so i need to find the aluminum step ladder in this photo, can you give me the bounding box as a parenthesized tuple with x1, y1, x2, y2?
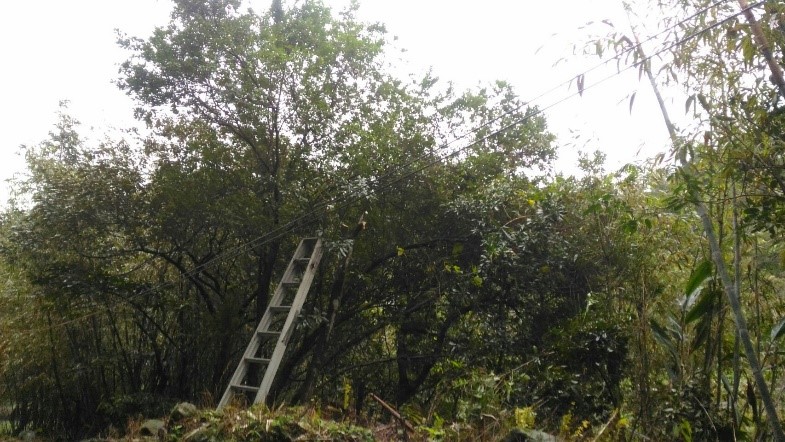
(218, 237, 324, 409)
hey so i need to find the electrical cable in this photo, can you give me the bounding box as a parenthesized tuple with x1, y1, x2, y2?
(305, 0, 739, 225)
(9, 0, 764, 335)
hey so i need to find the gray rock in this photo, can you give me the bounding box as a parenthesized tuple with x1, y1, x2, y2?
(18, 430, 37, 441)
(170, 402, 199, 421)
(501, 428, 560, 442)
(139, 419, 167, 438)
(522, 429, 560, 441)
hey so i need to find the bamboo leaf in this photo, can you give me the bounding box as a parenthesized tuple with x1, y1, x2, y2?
(650, 319, 678, 359)
(685, 260, 713, 299)
(691, 307, 714, 349)
(629, 92, 636, 114)
(685, 94, 695, 114)
(686, 288, 717, 324)
(771, 317, 785, 341)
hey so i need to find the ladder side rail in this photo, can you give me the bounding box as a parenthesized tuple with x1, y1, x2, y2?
(217, 238, 320, 409)
(265, 239, 314, 308)
(280, 240, 323, 345)
(218, 238, 311, 409)
(253, 239, 323, 404)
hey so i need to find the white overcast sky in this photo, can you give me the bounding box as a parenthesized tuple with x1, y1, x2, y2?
(0, 0, 680, 205)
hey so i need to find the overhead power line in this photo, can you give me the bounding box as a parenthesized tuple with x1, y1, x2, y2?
(323, 0, 740, 207)
(13, 0, 763, 335)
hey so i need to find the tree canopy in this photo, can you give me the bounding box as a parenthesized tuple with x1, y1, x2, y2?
(2, 0, 785, 440)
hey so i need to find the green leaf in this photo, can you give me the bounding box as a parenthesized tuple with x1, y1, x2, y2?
(622, 218, 637, 233)
(595, 40, 604, 58)
(685, 94, 695, 114)
(685, 260, 712, 299)
(451, 243, 464, 258)
(741, 35, 755, 65)
(770, 317, 785, 341)
(650, 319, 678, 360)
(691, 306, 714, 349)
(685, 288, 717, 324)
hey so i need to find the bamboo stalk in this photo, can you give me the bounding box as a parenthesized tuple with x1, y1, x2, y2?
(628, 22, 785, 441)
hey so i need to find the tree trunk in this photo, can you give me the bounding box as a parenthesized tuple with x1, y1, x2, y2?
(255, 241, 280, 322)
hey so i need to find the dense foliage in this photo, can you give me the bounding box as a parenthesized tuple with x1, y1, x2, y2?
(1, 0, 785, 440)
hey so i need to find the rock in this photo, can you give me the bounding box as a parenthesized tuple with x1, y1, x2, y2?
(170, 402, 199, 422)
(500, 428, 560, 442)
(139, 419, 166, 438)
(523, 429, 560, 441)
(18, 430, 37, 441)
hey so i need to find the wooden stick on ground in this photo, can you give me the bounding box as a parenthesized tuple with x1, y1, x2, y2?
(369, 393, 416, 433)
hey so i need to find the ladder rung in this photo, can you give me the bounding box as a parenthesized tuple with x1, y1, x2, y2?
(295, 257, 311, 265)
(231, 384, 259, 393)
(282, 280, 301, 288)
(268, 305, 291, 314)
(257, 331, 280, 340)
(245, 357, 271, 365)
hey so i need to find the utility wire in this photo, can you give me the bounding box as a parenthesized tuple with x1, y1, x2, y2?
(365, 0, 764, 198)
(12, 0, 762, 335)
(304, 0, 738, 221)
(521, 0, 732, 104)
(19, 0, 761, 334)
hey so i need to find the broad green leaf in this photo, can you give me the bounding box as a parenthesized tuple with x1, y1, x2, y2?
(685, 260, 712, 299)
(622, 218, 637, 234)
(685, 288, 717, 324)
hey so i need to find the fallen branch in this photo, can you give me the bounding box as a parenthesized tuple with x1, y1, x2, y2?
(369, 393, 416, 434)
